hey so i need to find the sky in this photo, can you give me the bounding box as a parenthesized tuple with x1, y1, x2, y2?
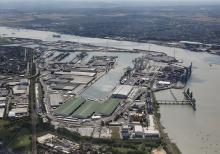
(1, 0, 220, 3)
(0, 0, 219, 9)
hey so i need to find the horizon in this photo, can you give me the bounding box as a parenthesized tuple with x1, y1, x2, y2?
(0, 0, 220, 8)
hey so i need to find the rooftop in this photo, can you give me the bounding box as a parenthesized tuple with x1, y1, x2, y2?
(54, 97, 86, 117)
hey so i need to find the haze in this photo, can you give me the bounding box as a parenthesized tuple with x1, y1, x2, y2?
(0, 0, 220, 9)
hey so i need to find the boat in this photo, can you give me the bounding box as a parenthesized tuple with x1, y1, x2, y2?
(52, 34, 61, 38)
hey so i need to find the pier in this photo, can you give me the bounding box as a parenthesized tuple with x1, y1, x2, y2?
(183, 88, 196, 110)
(157, 100, 191, 105)
(156, 88, 196, 110)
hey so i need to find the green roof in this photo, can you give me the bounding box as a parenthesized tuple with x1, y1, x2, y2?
(97, 98, 121, 115)
(54, 97, 86, 116)
(72, 100, 98, 118)
(72, 98, 121, 118)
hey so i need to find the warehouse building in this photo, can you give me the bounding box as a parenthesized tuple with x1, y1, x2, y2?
(143, 128, 160, 139)
(12, 85, 28, 95)
(54, 97, 86, 117)
(54, 71, 96, 77)
(112, 85, 133, 99)
(8, 107, 28, 118)
(134, 125, 143, 138)
(0, 108, 5, 119)
(0, 97, 6, 108)
(72, 98, 121, 119)
(49, 93, 63, 108)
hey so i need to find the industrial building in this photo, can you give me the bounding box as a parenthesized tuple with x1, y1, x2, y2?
(134, 125, 143, 138)
(49, 93, 63, 108)
(54, 97, 86, 117)
(72, 98, 121, 119)
(112, 85, 133, 99)
(0, 108, 5, 119)
(121, 125, 130, 139)
(143, 128, 160, 139)
(0, 97, 6, 108)
(8, 107, 28, 118)
(12, 85, 28, 95)
(54, 97, 121, 119)
(54, 71, 96, 77)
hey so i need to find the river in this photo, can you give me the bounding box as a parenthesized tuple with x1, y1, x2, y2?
(1, 26, 220, 154)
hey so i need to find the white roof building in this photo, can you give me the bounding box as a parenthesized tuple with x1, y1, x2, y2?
(49, 93, 63, 107)
(37, 134, 55, 144)
(134, 125, 143, 137)
(158, 81, 171, 85)
(0, 102, 6, 108)
(54, 71, 96, 77)
(148, 115, 155, 130)
(0, 108, 5, 118)
(143, 127, 160, 138)
(0, 97, 7, 101)
(112, 85, 133, 99)
(12, 85, 28, 95)
(9, 107, 28, 118)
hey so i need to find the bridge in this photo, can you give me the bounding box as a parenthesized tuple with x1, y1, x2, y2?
(157, 100, 190, 105)
(157, 97, 196, 110)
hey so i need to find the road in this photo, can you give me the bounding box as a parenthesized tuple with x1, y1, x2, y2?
(5, 89, 12, 117)
(28, 49, 37, 154)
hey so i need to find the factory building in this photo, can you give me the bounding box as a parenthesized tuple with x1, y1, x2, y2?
(130, 112, 144, 122)
(54, 71, 96, 77)
(0, 97, 6, 119)
(12, 85, 28, 95)
(112, 85, 133, 99)
(8, 107, 28, 118)
(0, 97, 6, 108)
(121, 125, 130, 139)
(179, 41, 203, 48)
(143, 128, 160, 139)
(49, 93, 63, 108)
(144, 115, 160, 139)
(0, 108, 5, 119)
(134, 125, 143, 138)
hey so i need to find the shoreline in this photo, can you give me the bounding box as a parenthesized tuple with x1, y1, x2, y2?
(152, 92, 182, 154)
(1, 25, 220, 57)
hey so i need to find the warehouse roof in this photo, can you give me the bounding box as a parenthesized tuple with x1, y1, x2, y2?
(54, 97, 86, 117)
(97, 98, 121, 116)
(72, 98, 121, 118)
(134, 125, 143, 133)
(49, 93, 63, 107)
(0, 108, 5, 118)
(72, 100, 98, 118)
(0, 97, 7, 101)
(54, 71, 96, 77)
(112, 85, 133, 97)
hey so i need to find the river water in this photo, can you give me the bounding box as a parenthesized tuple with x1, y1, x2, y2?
(1, 27, 220, 154)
